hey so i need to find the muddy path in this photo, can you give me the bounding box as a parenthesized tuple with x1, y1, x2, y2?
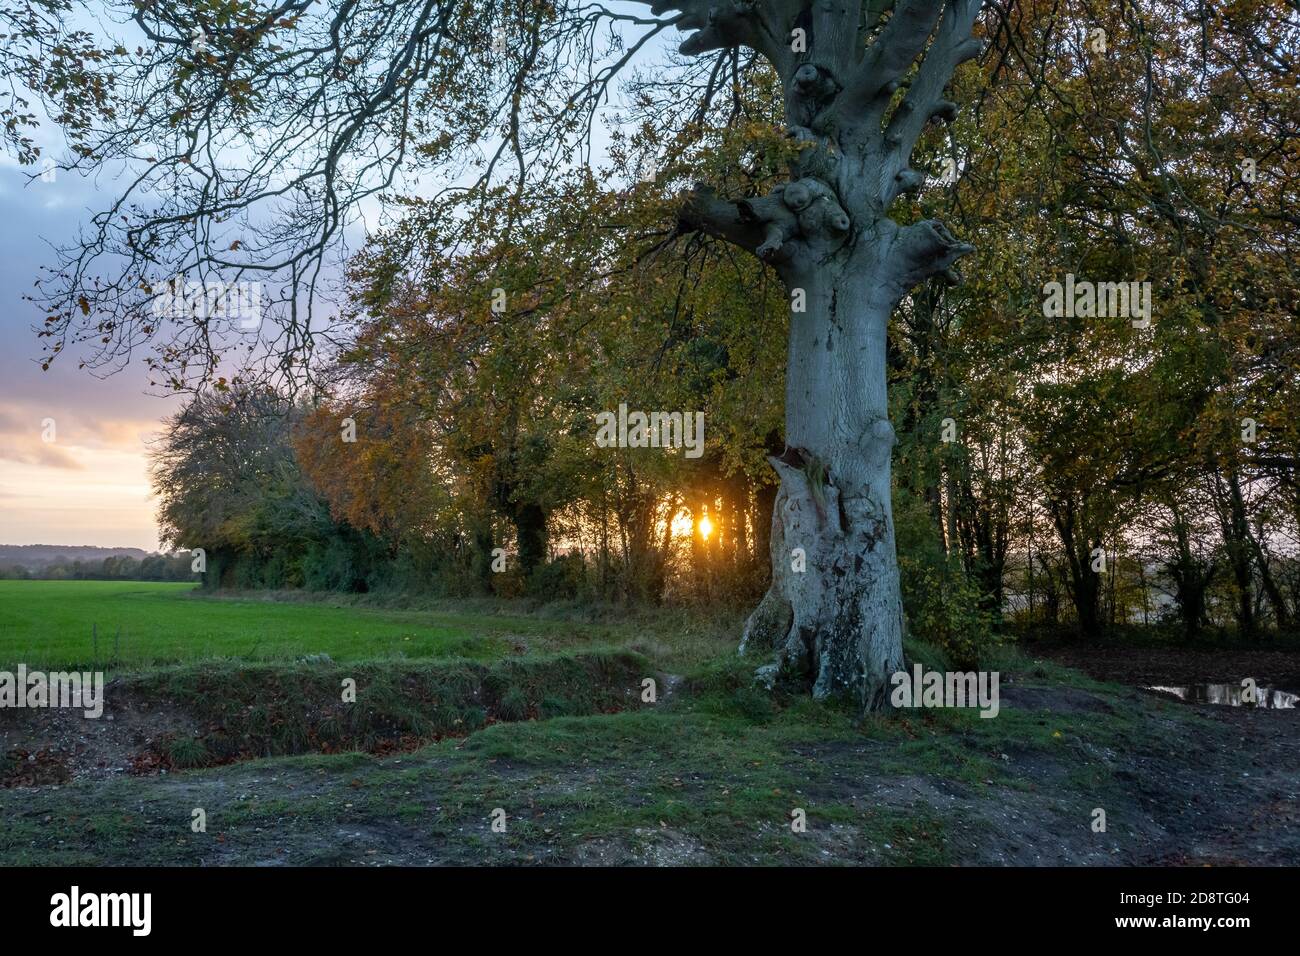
(1031, 642, 1300, 689)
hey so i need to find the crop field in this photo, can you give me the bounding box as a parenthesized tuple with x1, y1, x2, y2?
(0, 580, 555, 668)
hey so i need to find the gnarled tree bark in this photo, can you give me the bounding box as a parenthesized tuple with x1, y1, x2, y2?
(646, 0, 986, 710)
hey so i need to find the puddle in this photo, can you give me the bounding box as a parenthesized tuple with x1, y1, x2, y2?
(1147, 683, 1299, 709)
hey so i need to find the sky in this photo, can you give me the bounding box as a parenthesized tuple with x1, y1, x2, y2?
(0, 149, 180, 551)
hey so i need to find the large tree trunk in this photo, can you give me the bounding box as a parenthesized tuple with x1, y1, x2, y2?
(658, 0, 985, 710)
(740, 260, 905, 711)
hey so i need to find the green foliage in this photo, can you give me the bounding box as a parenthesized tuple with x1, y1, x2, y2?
(894, 488, 999, 668)
(301, 535, 365, 593)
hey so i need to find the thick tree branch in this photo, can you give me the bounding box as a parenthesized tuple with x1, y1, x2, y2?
(879, 0, 983, 205)
(847, 0, 947, 106)
(889, 218, 975, 290)
(643, 0, 797, 80)
(678, 178, 852, 266)
(808, 0, 868, 80)
(678, 181, 770, 253)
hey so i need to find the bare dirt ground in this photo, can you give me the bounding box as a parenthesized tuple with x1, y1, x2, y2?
(1029, 642, 1300, 864)
(1, 679, 195, 786)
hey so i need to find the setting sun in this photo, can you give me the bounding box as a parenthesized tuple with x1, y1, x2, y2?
(698, 514, 714, 540)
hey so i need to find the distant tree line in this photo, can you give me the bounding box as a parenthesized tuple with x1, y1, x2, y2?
(0, 553, 193, 581)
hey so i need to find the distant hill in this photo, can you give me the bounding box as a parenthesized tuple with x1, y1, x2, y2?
(0, 544, 153, 569)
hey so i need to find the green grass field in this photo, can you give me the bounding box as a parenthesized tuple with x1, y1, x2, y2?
(0, 580, 577, 668)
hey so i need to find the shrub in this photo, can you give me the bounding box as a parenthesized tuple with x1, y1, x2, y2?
(526, 554, 586, 600)
(894, 489, 1000, 668)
